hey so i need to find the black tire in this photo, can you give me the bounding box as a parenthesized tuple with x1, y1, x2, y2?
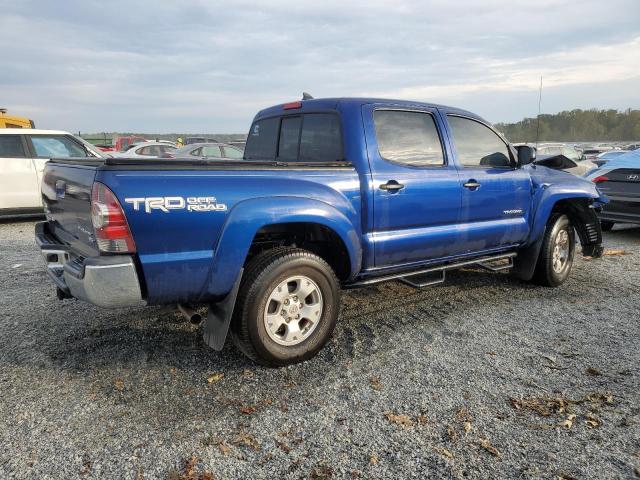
(600, 221, 615, 232)
(230, 247, 341, 366)
(531, 214, 575, 287)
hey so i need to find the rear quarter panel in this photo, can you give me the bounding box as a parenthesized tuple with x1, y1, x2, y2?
(96, 167, 362, 304)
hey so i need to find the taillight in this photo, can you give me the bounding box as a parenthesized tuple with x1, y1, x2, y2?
(592, 175, 609, 184)
(91, 182, 136, 253)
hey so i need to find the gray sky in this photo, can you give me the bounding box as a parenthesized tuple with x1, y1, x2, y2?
(2, 0, 639, 133)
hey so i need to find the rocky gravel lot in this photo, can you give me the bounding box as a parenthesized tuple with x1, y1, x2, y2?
(1, 219, 639, 479)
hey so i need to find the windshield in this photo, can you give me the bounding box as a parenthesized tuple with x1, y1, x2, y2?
(74, 136, 108, 158)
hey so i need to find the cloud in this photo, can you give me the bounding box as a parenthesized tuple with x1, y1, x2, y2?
(368, 36, 640, 99)
(1, 0, 639, 132)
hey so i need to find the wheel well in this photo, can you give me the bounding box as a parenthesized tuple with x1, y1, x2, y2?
(550, 198, 601, 248)
(246, 222, 351, 281)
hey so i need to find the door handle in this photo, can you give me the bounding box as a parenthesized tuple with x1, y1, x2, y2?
(379, 180, 405, 192)
(463, 180, 481, 190)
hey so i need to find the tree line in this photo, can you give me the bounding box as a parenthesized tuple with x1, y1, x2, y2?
(495, 108, 640, 143)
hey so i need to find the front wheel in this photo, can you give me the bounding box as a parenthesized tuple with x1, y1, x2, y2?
(230, 247, 340, 366)
(531, 214, 575, 287)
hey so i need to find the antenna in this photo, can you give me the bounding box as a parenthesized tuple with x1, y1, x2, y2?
(535, 76, 542, 148)
(302, 92, 314, 100)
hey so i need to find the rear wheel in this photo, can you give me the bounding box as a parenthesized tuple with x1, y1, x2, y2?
(532, 214, 575, 287)
(230, 247, 340, 366)
(600, 221, 615, 231)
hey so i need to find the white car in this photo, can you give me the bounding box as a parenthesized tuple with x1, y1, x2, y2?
(523, 143, 598, 176)
(111, 141, 177, 159)
(0, 129, 104, 217)
(537, 144, 598, 176)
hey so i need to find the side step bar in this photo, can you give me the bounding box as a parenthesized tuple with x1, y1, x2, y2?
(348, 252, 517, 288)
(399, 270, 446, 288)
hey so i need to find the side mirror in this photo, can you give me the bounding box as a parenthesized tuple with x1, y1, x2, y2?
(516, 145, 536, 166)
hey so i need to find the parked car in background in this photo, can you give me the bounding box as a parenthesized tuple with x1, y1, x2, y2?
(0, 108, 35, 129)
(595, 143, 616, 151)
(533, 154, 597, 176)
(114, 135, 148, 152)
(0, 129, 104, 216)
(623, 143, 640, 151)
(111, 141, 177, 159)
(95, 144, 115, 153)
(582, 146, 610, 160)
(587, 150, 640, 230)
(536, 143, 582, 161)
(227, 140, 247, 151)
(593, 150, 629, 168)
(528, 143, 597, 176)
(165, 142, 244, 159)
(184, 137, 219, 145)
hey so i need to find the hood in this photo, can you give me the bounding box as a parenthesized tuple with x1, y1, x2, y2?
(534, 154, 578, 170)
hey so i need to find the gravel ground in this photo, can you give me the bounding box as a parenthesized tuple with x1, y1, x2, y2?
(1, 219, 639, 479)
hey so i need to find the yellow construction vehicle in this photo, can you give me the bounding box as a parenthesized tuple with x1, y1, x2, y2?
(0, 108, 35, 128)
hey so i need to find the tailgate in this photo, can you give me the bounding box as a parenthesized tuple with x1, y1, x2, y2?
(42, 161, 99, 257)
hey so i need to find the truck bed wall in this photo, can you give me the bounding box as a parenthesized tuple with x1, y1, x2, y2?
(95, 167, 362, 304)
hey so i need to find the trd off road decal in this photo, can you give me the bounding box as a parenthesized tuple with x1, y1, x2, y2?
(125, 196, 227, 213)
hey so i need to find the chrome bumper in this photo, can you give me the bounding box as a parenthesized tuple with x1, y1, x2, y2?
(36, 222, 145, 308)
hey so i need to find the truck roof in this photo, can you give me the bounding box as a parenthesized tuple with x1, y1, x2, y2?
(255, 97, 484, 123)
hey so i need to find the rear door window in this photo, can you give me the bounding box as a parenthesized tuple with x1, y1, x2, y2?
(159, 145, 176, 154)
(222, 145, 244, 159)
(244, 117, 279, 160)
(30, 135, 86, 158)
(202, 146, 223, 158)
(373, 110, 444, 167)
(0, 135, 27, 158)
(136, 146, 153, 156)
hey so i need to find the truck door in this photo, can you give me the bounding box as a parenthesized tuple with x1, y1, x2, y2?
(0, 134, 41, 210)
(443, 114, 531, 251)
(362, 104, 463, 267)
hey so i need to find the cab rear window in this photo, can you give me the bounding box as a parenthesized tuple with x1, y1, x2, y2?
(244, 117, 279, 160)
(244, 113, 343, 162)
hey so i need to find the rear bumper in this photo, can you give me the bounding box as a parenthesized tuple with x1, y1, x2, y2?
(598, 211, 640, 224)
(598, 197, 640, 225)
(35, 222, 145, 308)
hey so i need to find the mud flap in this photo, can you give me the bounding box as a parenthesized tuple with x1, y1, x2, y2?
(511, 234, 545, 281)
(582, 244, 604, 258)
(513, 204, 604, 281)
(202, 269, 243, 351)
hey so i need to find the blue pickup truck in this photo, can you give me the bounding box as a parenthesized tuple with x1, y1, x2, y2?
(36, 97, 606, 366)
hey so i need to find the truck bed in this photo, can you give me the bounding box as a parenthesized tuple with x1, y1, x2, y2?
(41, 157, 362, 305)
